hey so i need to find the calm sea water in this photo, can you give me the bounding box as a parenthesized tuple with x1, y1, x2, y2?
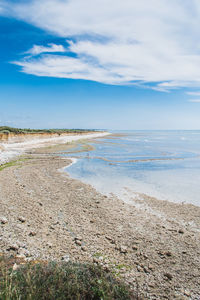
(62, 131, 200, 206)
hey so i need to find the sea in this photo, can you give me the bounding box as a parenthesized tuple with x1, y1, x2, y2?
(61, 131, 200, 207)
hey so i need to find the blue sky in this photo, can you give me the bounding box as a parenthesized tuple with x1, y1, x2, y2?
(1, 0, 200, 130)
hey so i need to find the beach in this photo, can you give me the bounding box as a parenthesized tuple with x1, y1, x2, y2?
(0, 135, 200, 299)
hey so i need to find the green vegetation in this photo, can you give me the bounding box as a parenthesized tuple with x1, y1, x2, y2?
(0, 256, 137, 300)
(0, 158, 29, 171)
(0, 126, 96, 135)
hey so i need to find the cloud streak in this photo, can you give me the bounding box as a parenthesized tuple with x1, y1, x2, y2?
(26, 43, 66, 55)
(188, 99, 200, 102)
(3, 0, 200, 88)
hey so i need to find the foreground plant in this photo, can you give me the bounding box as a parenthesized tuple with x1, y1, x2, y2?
(0, 256, 137, 300)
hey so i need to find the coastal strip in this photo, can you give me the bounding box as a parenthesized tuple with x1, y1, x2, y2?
(0, 131, 110, 165)
(0, 139, 200, 299)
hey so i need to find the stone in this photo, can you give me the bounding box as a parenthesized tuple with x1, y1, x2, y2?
(119, 245, 128, 254)
(93, 257, 99, 264)
(29, 231, 36, 237)
(47, 242, 53, 248)
(18, 216, 26, 223)
(178, 229, 184, 234)
(75, 240, 82, 246)
(165, 251, 172, 257)
(184, 290, 191, 297)
(8, 244, 19, 251)
(164, 273, 173, 280)
(132, 245, 138, 250)
(61, 255, 70, 262)
(19, 249, 30, 257)
(1, 217, 8, 224)
(75, 236, 82, 241)
(81, 246, 87, 251)
(13, 263, 19, 271)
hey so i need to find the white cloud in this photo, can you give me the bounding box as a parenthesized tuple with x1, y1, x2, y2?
(26, 43, 66, 55)
(3, 0, 200, 88)
(188, 99, 200, 102)
(186, 91, 200, 96)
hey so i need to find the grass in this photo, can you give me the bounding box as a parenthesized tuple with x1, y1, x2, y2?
(0, 126, 96, 135)
(0, 158, 28, 171)
(0, 256, 137, 300)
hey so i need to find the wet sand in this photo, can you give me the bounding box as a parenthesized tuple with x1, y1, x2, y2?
(0, 142, 200, 299)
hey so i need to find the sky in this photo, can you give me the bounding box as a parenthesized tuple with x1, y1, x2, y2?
(1, 0, 200, 129)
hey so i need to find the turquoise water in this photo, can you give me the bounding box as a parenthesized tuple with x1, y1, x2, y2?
(63, 131, 200, 206)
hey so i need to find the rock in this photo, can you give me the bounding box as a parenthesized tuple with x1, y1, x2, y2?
(75, 236, 82, 241)
(46, 242, 52, 248)
(29, 231, 36, 237)
(1, 217, 8, 224)
(178, 229, 184, 234)
(8, 243, 19, 251)
(148, 264, 154, 270)
(93, 257, 99, 264)
(184, 290, 191, 297)
(61, 255, 70, 262)
(13, 263, 19, 271)
(119, 245, 128, 254)
(164, 273, 173, 280)
(165, 251, 172, 257)
(137, 265, 143, 272)
(132, 245, 138, 250)
(90, 220, 95, 223)
(18, 216, 26, 223)
(143, 266, 150, 273)
(75, 240, 82, 246)
(105, 236, 115, 244)
(81, 246, 87, 251)
(18, 248, 30, 257)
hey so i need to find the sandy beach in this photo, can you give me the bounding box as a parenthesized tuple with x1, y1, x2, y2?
(0, 136, 200, 299)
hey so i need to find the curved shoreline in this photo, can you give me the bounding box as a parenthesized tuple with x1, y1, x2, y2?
(0, 131, 110, 165)
(0, 138, 200, 299)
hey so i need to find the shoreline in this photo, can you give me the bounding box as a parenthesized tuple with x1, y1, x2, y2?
(0, 139, 200, 299)
(0, 131, 110, 165)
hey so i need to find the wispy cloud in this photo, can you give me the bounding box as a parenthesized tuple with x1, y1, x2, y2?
(3, 0, 200, 88)
(188, 99, 200, 103)
(26, 43, 66, 55)
(186, 91, 200, 96)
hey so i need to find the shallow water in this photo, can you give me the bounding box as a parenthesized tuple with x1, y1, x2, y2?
(62, 131, 200, 206)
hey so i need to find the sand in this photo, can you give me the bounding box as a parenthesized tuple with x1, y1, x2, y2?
(0, 131, 110, 165)
(0, 136, 200, 299)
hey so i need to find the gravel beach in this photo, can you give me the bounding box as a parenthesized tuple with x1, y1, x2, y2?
(0, 142, 200, 299)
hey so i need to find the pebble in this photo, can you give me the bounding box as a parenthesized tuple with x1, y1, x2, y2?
(75, 236, 82, 241)
(1, 217, 8, 224)
(165, 251, 172, 257)
(132, 245, 138, 250)
(178, 229, 184, 234)
(75, 240, 82, 246)
(164, 273, 173, 280)
(119, 245, 128, 254)
(29, 231, 36, 236)
(184, 290, 191, 297)
(8, 243, 19, 251)
(13, 263, 19, 271)
(81, 246, 87, 251)
(18, 216, 26, 223)
(61, 255, 70, 262)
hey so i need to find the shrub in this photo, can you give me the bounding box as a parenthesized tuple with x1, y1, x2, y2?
(0, 256, 137, 300)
